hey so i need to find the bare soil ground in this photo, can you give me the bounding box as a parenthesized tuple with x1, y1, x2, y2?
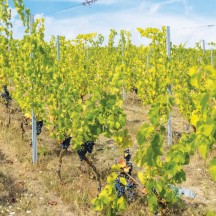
(0, 93, 215, 216)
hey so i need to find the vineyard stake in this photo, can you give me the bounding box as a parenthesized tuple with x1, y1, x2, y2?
(32, 110, 37, 164)
(146, 53, 149, 68)
(211, 46, 214, 67)
(56, 35, 60, 61)
(202, 40, 206, 53)
(166, 26, 172, 146)
(30, 14, 37, 164)
(121, 34, 126, 101)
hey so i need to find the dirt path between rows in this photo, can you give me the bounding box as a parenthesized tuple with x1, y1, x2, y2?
(0, 104, 79, 216)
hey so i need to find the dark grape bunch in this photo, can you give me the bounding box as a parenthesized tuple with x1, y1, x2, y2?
(124, 149, 131, 162)
(1, 85, 12, 107)
(152, 188, 159, 197)
(125, 179, 136, 202)
(124, 151, 136, 202)
(85, 141, 94, 153)
(124, 149, 133, 175)
(126, 179, 136, 190)
(77, 146, 87, 161)
(126, 161, 133, 175)
(115, 150, 136, 201)
(115, 178, 125, 197)
(131, 86, 138, 94)
(61, 137, 72, 149)
(36, 120, 43, 135)
(77, 141, 95, 161)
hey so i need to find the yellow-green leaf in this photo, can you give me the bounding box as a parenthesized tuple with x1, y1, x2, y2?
(198, 144, 208, 159)
(120, 177, 127, 186)
(209, 158, 216, 181)
(117, 196, 127, 211)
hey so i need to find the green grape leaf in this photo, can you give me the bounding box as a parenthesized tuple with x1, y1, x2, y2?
(92, 198, 104, 211)
(137, 171, 145, 185)
(155, 181, 163, 193)
(111, 164, 121, 171)
(115, 122, 120, 129)
(198, 143, 208, 159)
(199, 93, 210, 113)
(206, 210, 216, 216)
(197, 123, 215, 137)
(117, 197, 127, 211)
(209, 158, 216, 181)
(107, 173, 118, 184)
(137, 123, 154, 145)
(189, 67, 201, 88)
(119, 177, 127, 186)
(190, 111, 199, 127)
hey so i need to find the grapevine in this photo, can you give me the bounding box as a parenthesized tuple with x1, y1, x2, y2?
(0, 1, 216, 215)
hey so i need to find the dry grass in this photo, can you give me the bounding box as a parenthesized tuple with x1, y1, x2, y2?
(0, 93, 215, 216)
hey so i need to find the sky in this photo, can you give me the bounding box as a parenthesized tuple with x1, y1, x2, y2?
(8, 0, 216, 48)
